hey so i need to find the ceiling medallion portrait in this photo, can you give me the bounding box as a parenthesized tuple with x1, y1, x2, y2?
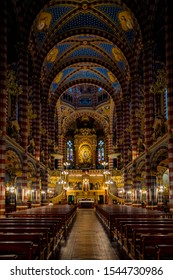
(82, 3, 89, 10)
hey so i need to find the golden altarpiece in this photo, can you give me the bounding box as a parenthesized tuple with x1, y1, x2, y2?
(52, 126, 109, 205)
(74, 127, 97, 170)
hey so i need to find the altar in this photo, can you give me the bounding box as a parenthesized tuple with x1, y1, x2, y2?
(78, 199, 94, 208)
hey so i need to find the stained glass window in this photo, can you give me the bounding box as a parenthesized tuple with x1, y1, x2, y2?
(98, 140, 104, 162)
(66, 140, 73, 161)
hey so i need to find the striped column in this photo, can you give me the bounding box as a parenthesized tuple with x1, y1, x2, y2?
(92, 142, 96, 169)
(58, 134, 64, 169)
(41, 95, 49, 166)
(150, 175, 157, 203)
(35, 161, 41, 206)
(123, 98, 131, 166)
(165, 0, 173, 210)
(105, 133, 109, 164)
(107, 133, 113, 170)
(108, 101, 114, 169)
(17, 42, 29, 206)
(56, 105, 64, 169)
(41, 95, 49, 200)
(143, 41, 154, 203)
(32, 75, 41, 160)
(74, 141, 79, 169)
(32, 75, 41, 206)
(131, 163, 137, 202)
(48, 104, 55, 169)
(31, 179, 36, 203)
(130, 71, 140, 201)
(122, 82, 131, 200)
(16, 175, 28, 210)
(115, 99, 123, 169)
(17, 42, 29, 149)
(41, 169, 49, 203)
(0, 0, 7, 216)
(16, 177, 22, 206)
(130, 73, 140, 160)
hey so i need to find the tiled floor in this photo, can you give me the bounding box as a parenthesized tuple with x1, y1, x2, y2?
(57, 208, 122, 260)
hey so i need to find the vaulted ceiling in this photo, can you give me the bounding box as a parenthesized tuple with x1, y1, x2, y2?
(7, 0, 165, 135)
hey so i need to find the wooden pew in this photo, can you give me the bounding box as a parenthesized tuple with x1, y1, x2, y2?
(0, 227, 51, 259)
(0, 217, 64, 250)
(121, 222, 173, 253)
(116, 218, 173, 242)
(139, 234, 173, 260)
(0, 255, 18, 260)
(0, 241, 34, 260)
(7, 204, 77, 239)
(1, 204, 77, 257)
(130, 225, 173, 259)
(155, 244, 173, 260)
(0, 232, 44, 260)
(95, 204, 171, 240)
(0, 220, 57, 254)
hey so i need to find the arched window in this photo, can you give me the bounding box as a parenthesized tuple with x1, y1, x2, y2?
(98, 140, 105, 162)
(66, 140, 73, 161)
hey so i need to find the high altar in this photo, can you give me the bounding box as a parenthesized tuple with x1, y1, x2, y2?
(74, 127, 97, 170)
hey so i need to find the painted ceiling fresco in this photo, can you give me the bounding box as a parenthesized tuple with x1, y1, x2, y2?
(28, 0, 142, 131)
(32, 2, 139, 50)
(49, 63, 120, 95)
(42, 35, 128, 77)
(40, 34, 128, 99)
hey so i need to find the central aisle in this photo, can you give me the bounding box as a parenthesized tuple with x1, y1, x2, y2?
(57, 208, 120, 260)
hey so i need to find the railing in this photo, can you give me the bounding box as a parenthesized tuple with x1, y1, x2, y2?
(67, 169, 104, 176)
(51, 192, 64, 204)
(108, 191, 125, 205)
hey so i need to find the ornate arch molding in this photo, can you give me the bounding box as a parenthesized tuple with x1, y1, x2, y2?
(50, 79, 117, 106)
(136, 159, 145, 176)
(40, 34, 130, 85)
(27, 161, 37, 180)
(44, 57, 125, 90)
(29, 0, 142, 69)
(6, 149, 23, 177)
(127, 166, 133, 183)
(150, 146, 168, 163)
(150, 146, 168, 175)
(62, 109, 109, 135)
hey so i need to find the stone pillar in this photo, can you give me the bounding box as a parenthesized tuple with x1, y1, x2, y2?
(131, 73, 140, 160)
(41, 94, 49, 201)
(122, 80, 131, 201)
(32, 75, 41, 206)
(0, 0, 7, 216)
(58, 134, 64, 169)
(115, 99, 123, 169)
(32, 75, 41, 160)
(107, 133, 114, 170)
(16, 176, 22, 207)
(48, 103, 55, 169)
(16, 42, 29, 207)
(165, 0, 173, 210)
(92, 141, 97, 169)
(143, 41, 155, 203)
